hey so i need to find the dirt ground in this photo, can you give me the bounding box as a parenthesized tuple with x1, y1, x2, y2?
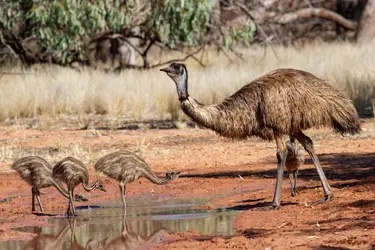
(1, 119, 375, 249)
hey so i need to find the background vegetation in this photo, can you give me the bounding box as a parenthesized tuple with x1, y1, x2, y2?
(0, 41, 374, 126)
(0, 0, 374, 124)
(0, 0, 257, 66)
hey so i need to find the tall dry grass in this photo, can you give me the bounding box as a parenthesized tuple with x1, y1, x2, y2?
(0, 41, 375, 124)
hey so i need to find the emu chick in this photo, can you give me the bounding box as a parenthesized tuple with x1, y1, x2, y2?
(285, 138, 306, 197)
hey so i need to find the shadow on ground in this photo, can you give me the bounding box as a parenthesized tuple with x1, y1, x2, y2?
(227, 201, 298, 211)
(180, 152, 375, 185)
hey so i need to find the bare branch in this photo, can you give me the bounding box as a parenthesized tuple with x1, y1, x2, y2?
(149, 45, 206, 69)
(218, 46, 234, 63)
(114, 45, 206, 72)
(0, 30, 19, 60)
(236, 3, 280, 61)
(275, 8, 358, 30)
(167, 46, 206, 67)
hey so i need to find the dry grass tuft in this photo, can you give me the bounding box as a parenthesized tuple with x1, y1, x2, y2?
(0, 41, 374, 123)
(0, 142, 95, 166)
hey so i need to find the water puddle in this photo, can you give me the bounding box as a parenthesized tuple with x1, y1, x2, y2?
(0, 196, 239, 250)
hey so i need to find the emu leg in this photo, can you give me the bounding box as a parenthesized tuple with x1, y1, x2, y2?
(66, 189, 73, 216)
(254, 137, 287, 211)
(121, 208, 128, 234)
(294, 171, 299, 195)
(271, 144, 288, 209)
(66, 200, 72, 216)
(288, 172, 295, 197)
(119, 182, 127, 209)
(31, 187, 36, 212)
(69, 217, 76, 243)
(35, 193, 44, 212)
(289, 171, 298, 197)
(70, 190, 76, 215)
(295, 131, 332, 205)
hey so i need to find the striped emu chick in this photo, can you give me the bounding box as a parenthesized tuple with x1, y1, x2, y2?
(11, 156, 71, 213)
(285, 137, 306, 197)
(94, 150, 180, 208)
(52, 157, 106, 216)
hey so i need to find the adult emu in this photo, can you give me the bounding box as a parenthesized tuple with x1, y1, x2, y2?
(160, 63, 361, 210)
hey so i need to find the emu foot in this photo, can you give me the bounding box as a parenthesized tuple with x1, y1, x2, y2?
(251, 202, 280, 211)
(291, 189, 299, 197)
(66, 209, 76, 217)
(74, 193, 88, 202)
(311, 193, 333, 206)
(66, 212, 77, 217)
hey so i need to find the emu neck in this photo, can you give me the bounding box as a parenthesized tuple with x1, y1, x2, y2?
(82, 182, 96, 192)
(181, 97, 219, 130)
(144, 171, 171, 185)
(55, 225, 71, 247)
(175, 72, 189, 101)
(51, 179, 70, 199)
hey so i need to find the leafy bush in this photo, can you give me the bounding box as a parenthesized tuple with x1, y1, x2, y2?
(152, 0, 216, 48)
(0, 0, 256, 66)
(2, 0, 142, 64)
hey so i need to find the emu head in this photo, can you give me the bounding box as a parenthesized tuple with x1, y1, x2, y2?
(165, 171, 181, 181)
(160, 63, 189, 101)
(94, 180, 106, 192)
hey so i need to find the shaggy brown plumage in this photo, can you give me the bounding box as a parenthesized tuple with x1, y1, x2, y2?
(53, 156, 106, 215)
(161, 63, 361, 210)
(94, 150, 180, 208)
(285, 137, 306, 197)
(174, 68, 359, 141)
(11, 156, 70, 213)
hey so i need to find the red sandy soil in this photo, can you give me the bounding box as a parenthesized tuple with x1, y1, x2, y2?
(1, 120, 375, 249)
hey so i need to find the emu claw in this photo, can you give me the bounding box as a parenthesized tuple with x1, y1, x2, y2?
(311, 193, 332, 206)
(291, 189, 299, 197)
(66, 209, 75, 217)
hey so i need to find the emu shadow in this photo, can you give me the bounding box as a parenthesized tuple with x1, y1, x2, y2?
(228, 201, 298, 211)
(301, 217, 375, 236)
(181, 152, 375, 185)
(33, 212, 60, 217)
(343, 199, 375, 210)
(238, 198, 265, 203)
(242, 228, 270, 239)
(315, 246, 352, 250)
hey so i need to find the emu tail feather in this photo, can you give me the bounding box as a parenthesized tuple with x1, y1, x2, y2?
(330, 100, 361, 135)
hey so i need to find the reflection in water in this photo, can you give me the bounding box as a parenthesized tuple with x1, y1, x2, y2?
(0, 198, 238, 250)
(69, 211, 169, 250)
(22, 224, 71, 250)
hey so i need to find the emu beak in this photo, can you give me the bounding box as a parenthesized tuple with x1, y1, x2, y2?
(160, 66, 171, 73)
